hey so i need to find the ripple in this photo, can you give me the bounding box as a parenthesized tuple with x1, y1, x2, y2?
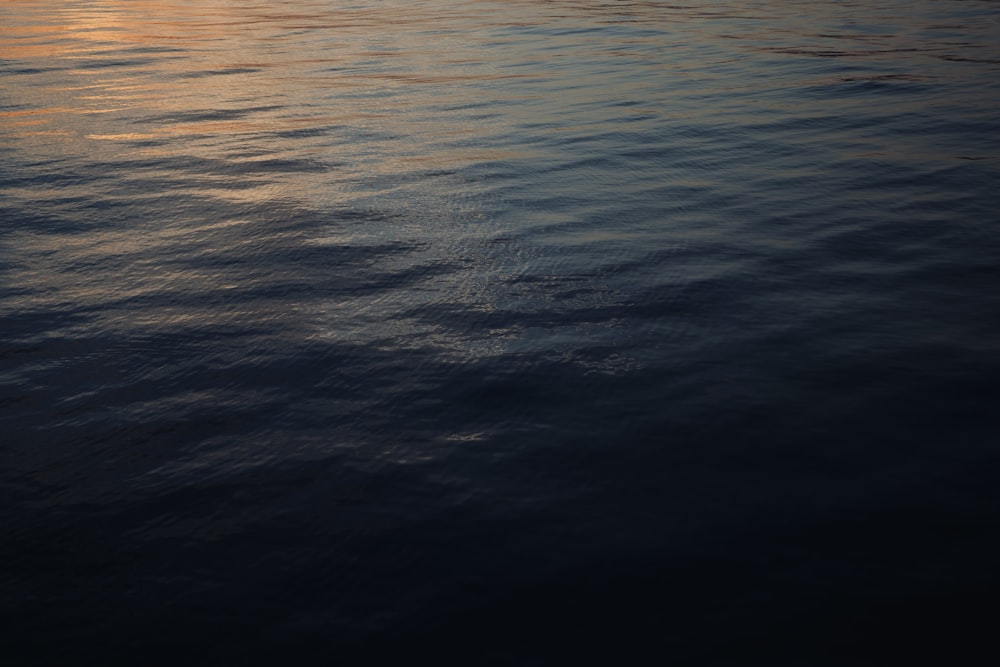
(3, 0, 1000, 662)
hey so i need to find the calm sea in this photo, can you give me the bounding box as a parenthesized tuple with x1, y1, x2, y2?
(3, 0, 1000, 663)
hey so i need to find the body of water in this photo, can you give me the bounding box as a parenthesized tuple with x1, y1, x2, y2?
(3, 1, 1000, 663)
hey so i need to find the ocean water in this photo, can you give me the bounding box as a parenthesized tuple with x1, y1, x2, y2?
(2, 0, 999, 663)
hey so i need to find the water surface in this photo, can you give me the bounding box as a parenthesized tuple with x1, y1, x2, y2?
(3, 1, 1000, 663)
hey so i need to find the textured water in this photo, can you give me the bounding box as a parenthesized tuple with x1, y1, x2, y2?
(3, 0, 1000, 663)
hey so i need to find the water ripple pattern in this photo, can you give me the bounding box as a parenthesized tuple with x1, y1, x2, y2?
(2, 1, 1000, 663)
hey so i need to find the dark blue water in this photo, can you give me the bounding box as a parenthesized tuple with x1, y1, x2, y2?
(3, 1, 1000, 663)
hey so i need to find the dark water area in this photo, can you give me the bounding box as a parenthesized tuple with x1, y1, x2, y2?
(3, 1, 1000, 663)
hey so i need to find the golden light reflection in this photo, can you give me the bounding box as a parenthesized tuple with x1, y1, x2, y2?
(2, 1, 503, 190)
(2, 0, 671, 219)
(86, 133, 160, 141)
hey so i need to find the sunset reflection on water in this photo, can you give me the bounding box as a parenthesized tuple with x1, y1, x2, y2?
(2, 0, 667, 198)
